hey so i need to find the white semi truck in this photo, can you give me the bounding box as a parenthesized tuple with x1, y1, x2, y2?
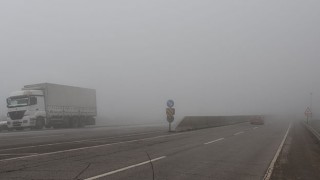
(6, 83, 97, 130)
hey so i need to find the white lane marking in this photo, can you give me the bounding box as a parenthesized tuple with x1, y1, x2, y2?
(0, 153, 38, 156)
(0, 125, 165, 137)
(0, 133, 181, 162)
(0, 131, 163, 152)
(204, 138, 225, 145)
(234, 131, 244, 136)
(0, 134, 65, 141)
(263, 123, 291, 180)
(0, 131, 64, 137)
(253, 127, 259, 130)
(84, 156, 166, 180)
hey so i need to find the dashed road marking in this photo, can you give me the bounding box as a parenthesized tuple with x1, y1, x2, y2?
(204, 138, 225, 145)
(234, 131, 244, 136)
(84, 156, 166, 180)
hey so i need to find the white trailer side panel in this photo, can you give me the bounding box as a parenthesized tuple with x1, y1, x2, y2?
(23, 83, 97, 117)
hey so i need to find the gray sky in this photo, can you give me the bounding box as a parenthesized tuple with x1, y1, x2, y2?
(1, 0, 320, 123)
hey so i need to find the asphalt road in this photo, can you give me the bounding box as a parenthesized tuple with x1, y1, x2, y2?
(0, 119, 291, 180)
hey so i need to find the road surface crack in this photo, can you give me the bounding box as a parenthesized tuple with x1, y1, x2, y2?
(73, 163, 92, 180)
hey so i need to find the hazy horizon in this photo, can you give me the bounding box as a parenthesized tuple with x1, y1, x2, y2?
(1, 1, 320, 124)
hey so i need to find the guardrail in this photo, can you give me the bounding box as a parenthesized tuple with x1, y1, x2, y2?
(302, 122, 320, 142)
(175, 115, 255, 132)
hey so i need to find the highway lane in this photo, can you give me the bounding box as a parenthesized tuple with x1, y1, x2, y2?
(0, 119, 291, 180)
(0, 124, 167, 150)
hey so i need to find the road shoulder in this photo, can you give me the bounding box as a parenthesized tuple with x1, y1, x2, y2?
(271, 121, 320, 180)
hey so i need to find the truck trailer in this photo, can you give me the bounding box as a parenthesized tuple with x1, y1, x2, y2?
(6, 83, 97, 130)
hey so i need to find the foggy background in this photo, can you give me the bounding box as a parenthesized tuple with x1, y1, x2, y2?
(1, 0, 320, 125)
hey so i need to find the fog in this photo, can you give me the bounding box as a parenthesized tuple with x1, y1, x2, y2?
(1, 1, 320, 124)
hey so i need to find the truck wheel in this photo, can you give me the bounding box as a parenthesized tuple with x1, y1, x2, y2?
(68, 118, 78, 128)
(35, 118, 44, 130)
(8, 128, 13, 132)
(73, 119, 79, 128)
(53, 125, 61, 129)
(89, 117, 96, 125)
(78, 119, 85, 128)
(15, 127, 24, 131)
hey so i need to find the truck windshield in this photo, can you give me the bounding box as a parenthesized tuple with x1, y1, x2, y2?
(7, 96, 29, 108)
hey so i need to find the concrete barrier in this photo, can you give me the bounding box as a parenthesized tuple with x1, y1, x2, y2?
(175, 116, 255, 132)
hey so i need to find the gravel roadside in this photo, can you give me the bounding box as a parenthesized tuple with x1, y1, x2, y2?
(271, 121, 320, 180)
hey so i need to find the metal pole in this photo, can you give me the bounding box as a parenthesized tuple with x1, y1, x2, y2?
(169, 122, 171, 132)
(310, 92, 313, 117)
(310, 93, 313, 109)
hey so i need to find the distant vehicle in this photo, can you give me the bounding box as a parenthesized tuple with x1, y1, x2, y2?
(0, 120, 7, 131)
(250, 116, 265, 125)
(6, 83, 97, 130)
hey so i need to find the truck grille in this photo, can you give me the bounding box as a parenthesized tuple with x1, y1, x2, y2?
(8, 110, 26, 120)
(13, 121, 22, 126)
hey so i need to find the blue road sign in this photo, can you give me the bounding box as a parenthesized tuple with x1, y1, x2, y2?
(167, 100, 174, 108)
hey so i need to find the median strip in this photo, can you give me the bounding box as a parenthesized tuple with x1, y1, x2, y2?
(84, 156, 166, 180)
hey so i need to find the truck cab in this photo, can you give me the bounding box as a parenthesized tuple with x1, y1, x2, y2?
(6, 90, 46, 130)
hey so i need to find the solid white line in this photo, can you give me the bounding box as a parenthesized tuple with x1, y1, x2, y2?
(0, 153, 38, 156)
(0, 134, 65, 141)
(0, 131, 163, 152)
(0, 133, 181, 162)
(253, 127, 259, 130)
(234, 131, 244, 136)
(0, 124, 165, 137)
(204, 138, 225, 145)
(84, 156, 166, 180)
(263, 123, 291, 180)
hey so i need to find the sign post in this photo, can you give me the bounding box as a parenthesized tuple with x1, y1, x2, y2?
(166, 100, 175, 132)
(305, 107, 312, 124)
